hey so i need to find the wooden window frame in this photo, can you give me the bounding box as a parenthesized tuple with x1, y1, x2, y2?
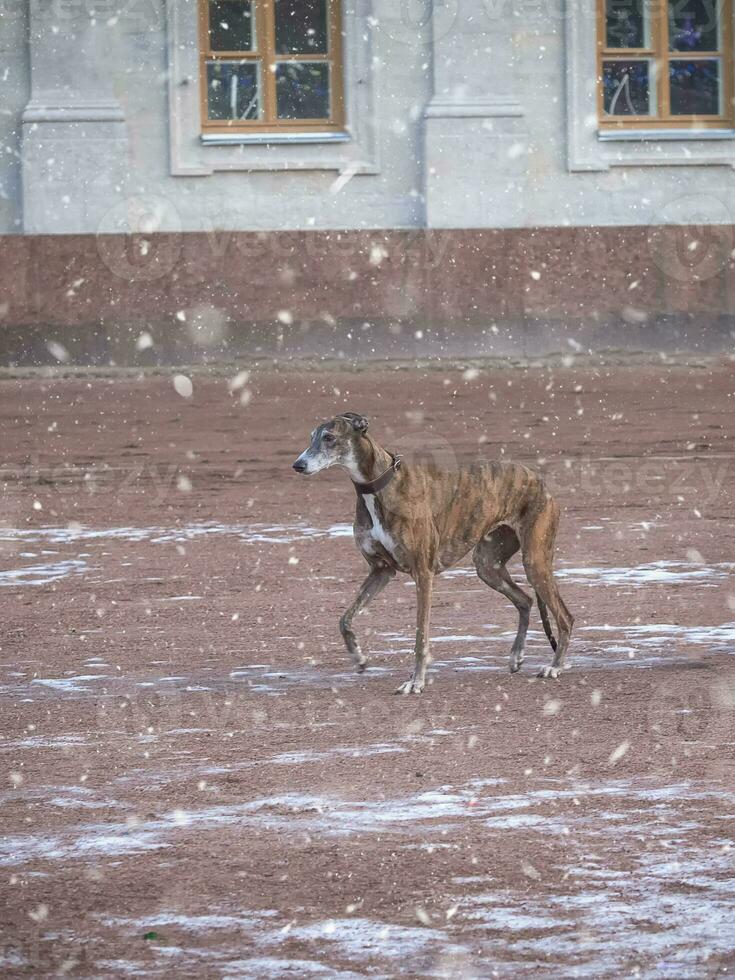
(198, 0, 345, 133)
(597, 0, 733, 129)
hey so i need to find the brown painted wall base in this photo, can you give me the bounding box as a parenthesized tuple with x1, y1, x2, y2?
(0, 227, 733, 365)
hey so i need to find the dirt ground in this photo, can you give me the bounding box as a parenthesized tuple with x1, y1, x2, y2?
(0, 361, 734, 979)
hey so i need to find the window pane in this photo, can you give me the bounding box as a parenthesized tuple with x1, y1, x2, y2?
(206, 61, 261, 120)
(208, 0, 254, 52)
(276, 62, 331, 119)
(669, 58, 721, 114)
(605, 0, 647, 48)
(602, 60, 653, 115)
(275, 0, 328, 55)
(668, 1, 720, 52)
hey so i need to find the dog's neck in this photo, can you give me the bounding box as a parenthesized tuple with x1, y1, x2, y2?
(343, 435, 394, 485)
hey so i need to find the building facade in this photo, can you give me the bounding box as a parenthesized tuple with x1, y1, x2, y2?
(0, 1, 734, 360)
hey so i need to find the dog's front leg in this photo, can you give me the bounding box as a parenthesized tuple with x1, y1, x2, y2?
(340, 565, 395, 672)
(396, 570, 434, 695)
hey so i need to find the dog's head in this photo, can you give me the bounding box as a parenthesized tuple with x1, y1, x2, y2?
(292, 413, 369, 475)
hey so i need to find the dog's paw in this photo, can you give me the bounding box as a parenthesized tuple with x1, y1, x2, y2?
(509, 658, 524, 674)
(394, 677, 424, 695)
(355, 658, 368, 674)
(537, 665, 561, 680)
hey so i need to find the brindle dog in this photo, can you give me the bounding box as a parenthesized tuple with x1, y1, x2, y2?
(293, 413, 574, 694)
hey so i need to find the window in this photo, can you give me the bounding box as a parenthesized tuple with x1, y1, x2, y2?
(598, 0, 733, 129)
(199, 0, 344, 133)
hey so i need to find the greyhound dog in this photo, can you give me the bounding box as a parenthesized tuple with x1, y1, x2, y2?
(293, 413, 573, 694)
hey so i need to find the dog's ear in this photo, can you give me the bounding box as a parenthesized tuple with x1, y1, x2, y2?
(339, 412, 369, 434)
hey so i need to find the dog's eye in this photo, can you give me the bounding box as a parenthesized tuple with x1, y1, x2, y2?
(322, 433, 336, 445)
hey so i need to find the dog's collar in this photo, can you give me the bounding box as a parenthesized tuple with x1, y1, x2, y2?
(352, 453, 403, 495)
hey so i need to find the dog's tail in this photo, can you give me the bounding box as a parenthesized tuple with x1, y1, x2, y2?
(536, 594, 557, 652)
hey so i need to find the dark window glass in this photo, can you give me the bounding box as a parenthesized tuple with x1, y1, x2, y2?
(605, 0, 647, 48)
(602, 60, 652, 114)
(669, 58, 721, 114)
(208, 0, 254, 52)
(668, 0, 719, 52)
(276, 61, 330, 118)
(275, 0, 328, 55)
(207, 61, 261, 119)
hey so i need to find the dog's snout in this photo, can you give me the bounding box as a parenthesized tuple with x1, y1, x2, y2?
(293, 459, 307, 473)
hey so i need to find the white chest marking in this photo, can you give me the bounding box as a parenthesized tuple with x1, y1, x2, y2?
(363, 494, 398, 558)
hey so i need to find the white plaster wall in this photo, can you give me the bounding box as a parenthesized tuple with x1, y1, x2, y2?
(2, 0, 734, 233)
(425, 2, 735, 229)
(103, 0, 430, 233)
(0, 0, 29, 233)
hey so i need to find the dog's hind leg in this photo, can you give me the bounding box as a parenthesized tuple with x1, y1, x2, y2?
(340, 564, 395, 672)
(474, 527, 533, 674)
(521, 502, 574, 680)
(536, 594, 557, 653)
